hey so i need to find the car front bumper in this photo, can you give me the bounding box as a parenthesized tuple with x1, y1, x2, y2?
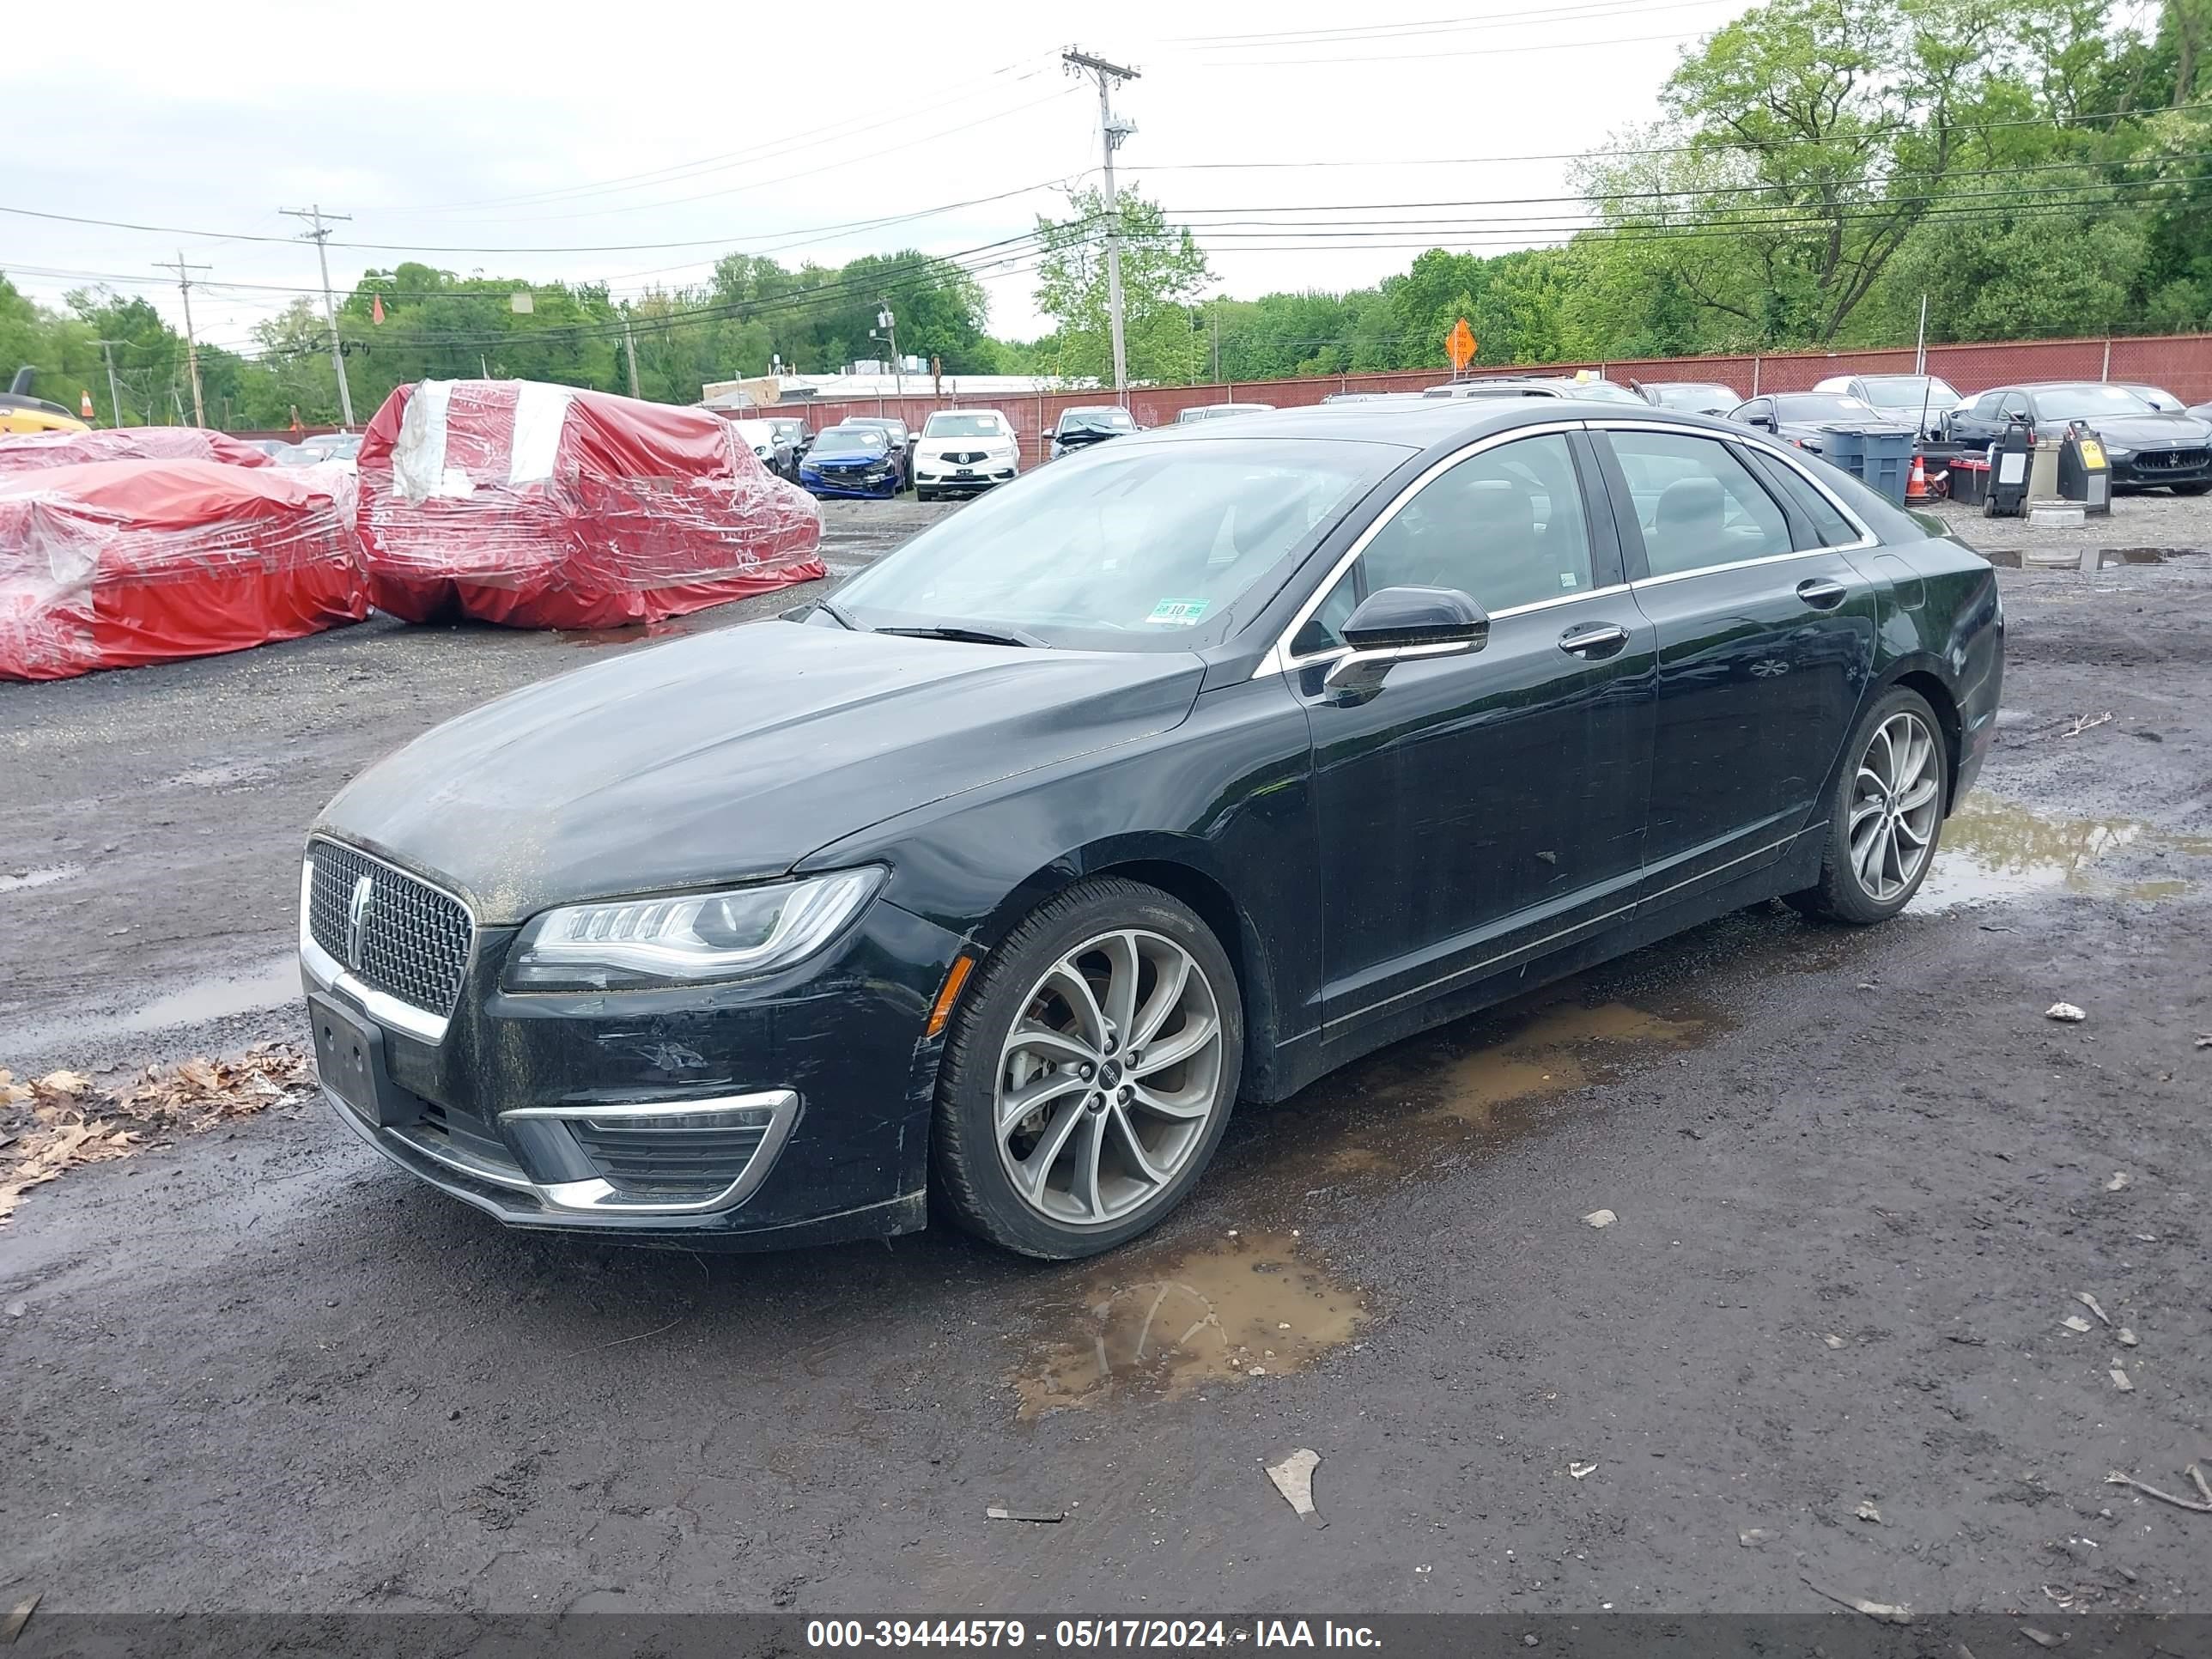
(800, 471, 899, 498)
(301, 862, 963, 1244)
(2109, 453, 2211, 487)
(915, 459, 1018, 490)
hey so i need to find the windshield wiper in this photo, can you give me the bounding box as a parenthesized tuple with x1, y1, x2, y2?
(875, 624, 1041, 648)
(812, 598, 860, 631)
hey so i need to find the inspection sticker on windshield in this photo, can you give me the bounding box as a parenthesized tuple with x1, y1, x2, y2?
(1146, 598, 1211, 627)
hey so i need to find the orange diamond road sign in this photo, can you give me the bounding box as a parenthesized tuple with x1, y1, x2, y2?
(1447, 318, 1477, 370)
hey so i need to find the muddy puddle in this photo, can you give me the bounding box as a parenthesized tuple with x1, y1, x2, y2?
(1270, 990, 1723, 1186)
(0, 863, 82, 896)
(1012, 1230, 1365, 1417)
(1915, 791, 2212, 910)
(4, 953, 301, 1060)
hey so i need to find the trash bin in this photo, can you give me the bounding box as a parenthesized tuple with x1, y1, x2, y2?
(1817, 423, 1918, 505)
(1949, 455, 1990, 507)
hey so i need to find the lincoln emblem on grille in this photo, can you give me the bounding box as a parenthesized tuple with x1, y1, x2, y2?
(345, 873, 374, 969)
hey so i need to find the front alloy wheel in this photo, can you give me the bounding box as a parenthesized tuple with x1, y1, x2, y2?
(995, 929, 1224, 1227)
(932, 878, 1242, 1258)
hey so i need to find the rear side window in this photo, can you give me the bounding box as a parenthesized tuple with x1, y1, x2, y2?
(1605, 430, 1794, 577)
(1746, 450, 1861, 547)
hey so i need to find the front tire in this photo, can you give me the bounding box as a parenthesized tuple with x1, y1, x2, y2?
(915, 487, 936, 502)
(932, 878, 1243, 1259)
(2172, 481, 2210, 496)
(1788, 686, 1948, 924)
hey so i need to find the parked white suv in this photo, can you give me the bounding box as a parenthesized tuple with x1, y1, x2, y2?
(915, 410, 1021, 501)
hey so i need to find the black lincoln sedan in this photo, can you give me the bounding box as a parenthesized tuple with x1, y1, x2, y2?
(303, 402, 2002, 1259)
(1947, 382, 2212, 493)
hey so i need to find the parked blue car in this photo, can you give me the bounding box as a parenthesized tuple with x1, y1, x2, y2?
(799, 425, 903, 499)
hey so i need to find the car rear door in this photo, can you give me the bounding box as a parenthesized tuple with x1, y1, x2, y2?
(1589, 422, 1881, 907)
(1285, 425, 1657, 1032)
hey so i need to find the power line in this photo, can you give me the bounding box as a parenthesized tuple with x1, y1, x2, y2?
(1127, 100, 2212, 172)
(387, 55, 1060, 215)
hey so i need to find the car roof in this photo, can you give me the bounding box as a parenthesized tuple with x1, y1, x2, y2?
(1104, 398, 1743, 453)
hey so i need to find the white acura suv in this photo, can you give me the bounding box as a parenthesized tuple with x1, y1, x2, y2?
(914, 409, 1022, 501)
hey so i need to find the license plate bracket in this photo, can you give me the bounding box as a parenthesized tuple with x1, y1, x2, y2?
(307, 992, 423, 1129)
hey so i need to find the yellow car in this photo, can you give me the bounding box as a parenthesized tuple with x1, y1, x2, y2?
(2, 369, 91, 435)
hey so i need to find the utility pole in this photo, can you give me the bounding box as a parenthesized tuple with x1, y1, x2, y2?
(94, 339, 127, 429)
(153, 252, 211, 427)
(623, 317, 642, 398)
(877, 306, 902, 396)
(281, 204, 356, 428)
(1064, 46, 1139, 397)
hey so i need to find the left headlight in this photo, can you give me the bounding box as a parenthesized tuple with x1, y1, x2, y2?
(503, 868, 886, 991)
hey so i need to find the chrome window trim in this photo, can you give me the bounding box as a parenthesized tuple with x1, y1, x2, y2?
(1252, 419, 1588, 678)
(299, 863, 456, 1046)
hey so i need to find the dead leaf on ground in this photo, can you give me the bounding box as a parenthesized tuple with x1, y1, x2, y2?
(1, 1043, 309, 1228)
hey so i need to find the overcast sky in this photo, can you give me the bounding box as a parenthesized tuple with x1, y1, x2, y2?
(5, 0, 1755, 366)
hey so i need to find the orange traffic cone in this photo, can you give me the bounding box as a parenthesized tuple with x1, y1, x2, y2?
(1905, 453, 1931, 501)
(80, 390, 95, 421)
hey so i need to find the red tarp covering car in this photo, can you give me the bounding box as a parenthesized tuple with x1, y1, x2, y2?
(355, 380, 824, 629)
(0, 459, 367, 681)
(0, 427, 276, 475)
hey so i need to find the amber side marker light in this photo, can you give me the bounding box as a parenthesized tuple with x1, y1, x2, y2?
(927, 954, 976, 1038)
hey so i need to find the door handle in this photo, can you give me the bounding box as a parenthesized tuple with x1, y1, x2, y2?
(1558, 622, 1631, 658)
(1796, 578, 1847, 610)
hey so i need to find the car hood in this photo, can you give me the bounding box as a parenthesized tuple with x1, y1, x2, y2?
(803, 450, 891, 467)
(317, 622, 1206, 923)
(2069, 412, 2212, 447)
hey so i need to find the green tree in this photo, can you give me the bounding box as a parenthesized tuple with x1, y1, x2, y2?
(1033, 190, 1213, 384)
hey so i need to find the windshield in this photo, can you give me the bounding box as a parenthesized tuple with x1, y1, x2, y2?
(1772, 394, 1877, 422)
(1650, 385, 1735, 406)
(830, 438, 1401, 651)
(812, 428, 887, 456)
(923, 413, 1006, 438)
(731, 422, 774, 446)
(1060, 408, 1134, 433)
(1859, 376, 1960, 410)
(305, 432, 361, 459)
(2033, 385, 2154, 419)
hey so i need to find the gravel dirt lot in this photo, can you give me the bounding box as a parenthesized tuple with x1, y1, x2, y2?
(3, 490, 2209, 1626)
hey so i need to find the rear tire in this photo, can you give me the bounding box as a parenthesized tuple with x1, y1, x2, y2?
(1787, 685, 1948, 925)
(931, 878, 1243, 1260)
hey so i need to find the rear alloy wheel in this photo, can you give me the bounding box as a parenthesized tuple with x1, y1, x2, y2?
(1789, 686, 1948, 924)
(932, 878, 1242, 1258)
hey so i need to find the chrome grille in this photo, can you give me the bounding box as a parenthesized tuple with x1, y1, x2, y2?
(2136, 448, 2208, 471)
(307, 841, 473, 1018)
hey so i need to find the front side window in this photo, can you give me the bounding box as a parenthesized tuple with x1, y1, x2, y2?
(1354, 434, 1595, 616)
(1606, 431, 1793, 577)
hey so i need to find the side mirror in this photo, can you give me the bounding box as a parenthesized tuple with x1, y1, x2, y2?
(1749, 415, 1775, 431)
(1326, 586, 1489, 692)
